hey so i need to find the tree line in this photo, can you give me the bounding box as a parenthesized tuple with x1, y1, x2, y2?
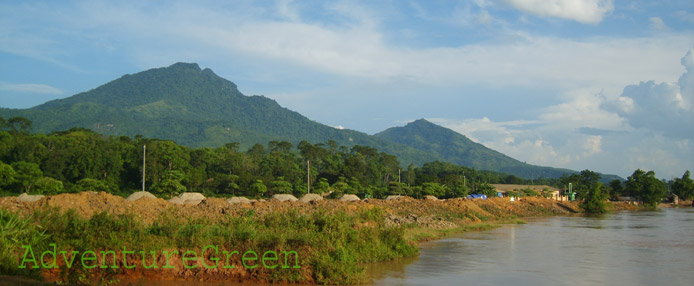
(1, 117, 691, 204)
(560, 169, 693, 210)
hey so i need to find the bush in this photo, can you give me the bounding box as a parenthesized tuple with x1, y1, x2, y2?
(581, 183, 609, 213)
(248, 180, 267, 198)
(33, 177, 64, 195)
(270, 177, 293, 194)
(75, 178, 112, 193)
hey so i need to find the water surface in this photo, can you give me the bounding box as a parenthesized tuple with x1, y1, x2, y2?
(371, 208, 694, 286)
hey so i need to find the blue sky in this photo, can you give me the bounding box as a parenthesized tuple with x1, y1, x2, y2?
(1, 0, 693, 179)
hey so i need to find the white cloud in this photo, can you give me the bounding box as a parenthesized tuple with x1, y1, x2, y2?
(648, 17, 668, 31)
(1, 1, 691, 178)
(430, 48, 694, 178)
(2, 1, 690, 94)
(0, 82, 63, 95)
(503, 0, 614, 24)
(276, 0, 300, 22)
(429, 117, 575, 166)
(603, 48, 694, 139)
(432, 112, 691, 179)
(477, 10, 493, 24)
(582, 135, 602, 156)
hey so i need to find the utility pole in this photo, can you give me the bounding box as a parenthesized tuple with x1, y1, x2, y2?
(398, 168, 401, 183)
(142, 145, 146, 192)
(307, 160, 310, 194)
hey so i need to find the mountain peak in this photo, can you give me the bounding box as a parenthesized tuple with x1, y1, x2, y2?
(168, 62, 201, 71)
(407, 118, 437, 127)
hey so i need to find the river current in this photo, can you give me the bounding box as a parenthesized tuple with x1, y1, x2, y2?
(371, 207, 694, 286)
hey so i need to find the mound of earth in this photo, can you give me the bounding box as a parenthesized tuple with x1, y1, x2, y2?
(339, 194, 360, 202)
(424, 195, 439, 201)
(169, 192, 205, 205)
(227, 196, 251, 204)
(17, 193, 44, 202)
(299, 193, 323, 203)
(126, 191, 157, 201)
(271, 194, 298, 202)
(0, 192, 583, 227)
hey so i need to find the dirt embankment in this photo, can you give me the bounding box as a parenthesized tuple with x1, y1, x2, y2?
(0, 192, 582, 226)
(1, 193, 586, 284)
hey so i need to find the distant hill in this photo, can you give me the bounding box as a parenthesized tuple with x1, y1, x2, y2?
(375, 119, 577, 179)
(0, 62, 621, 180)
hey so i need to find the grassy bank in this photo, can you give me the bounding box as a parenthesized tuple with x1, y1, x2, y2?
(0, 194, 582, 285)
(1, 207, 419, 284)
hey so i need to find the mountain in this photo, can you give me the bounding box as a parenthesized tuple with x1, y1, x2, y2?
(0, 63, 434, 163)
(0, 62, 619, 180)
(375, 119, 572, 178)
(375, 119, 623, 182)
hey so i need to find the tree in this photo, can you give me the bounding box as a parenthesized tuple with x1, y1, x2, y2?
(33, 177, 64, 195)
(608, 179, 624, 199)
(672, 170, 694, 200)
(503, 175, 524, 184)
(6, 117, 32, 134)
(313, 178, 330, 194)
(76, 178, 112, 192)
(421, 182, 448, 198)
(624, 169, 646, 198)
(269, 141, 293, 154)
(477, 182, 497, 198)
(404, 163, 416, 186)
(442, 174, 468, 198)
(388, 181, 410, 196)
(331, 180, 351, 195)
(248, 180, 267, 198)
(0, 161, 16, 190)
(270, 177, 293, 194)
(576, 170, 601, 199)
(10, 161, 43, 193)
(581, 183, 608, 213)
(152, 170, 186, 199)
(626, 169, 667, 209)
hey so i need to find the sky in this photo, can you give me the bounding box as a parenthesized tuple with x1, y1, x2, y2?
(0, 0, 693, 180)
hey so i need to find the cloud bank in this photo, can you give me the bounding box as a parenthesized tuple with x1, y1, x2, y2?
(503, 0, 614, 24)
(435, 48, 694, 178)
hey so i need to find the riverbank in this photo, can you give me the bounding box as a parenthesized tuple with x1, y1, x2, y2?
(0, 193, 619, 284)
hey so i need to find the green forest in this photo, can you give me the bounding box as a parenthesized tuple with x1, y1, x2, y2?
(1, 117, 691, 205)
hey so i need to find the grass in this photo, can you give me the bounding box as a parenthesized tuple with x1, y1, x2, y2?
(1, 197, 565, 285)
(1, 206, 419, 284)
(0, 209, 50, 278)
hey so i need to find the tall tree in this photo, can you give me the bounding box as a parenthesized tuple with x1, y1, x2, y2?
(151, 170, 187, 199)
(626, 169, 667, 209)
(608, 179, 624, 199)
(0, 161, 16, 190)
(672, 170, 694, 200)
(6, 117, 32, 134)
(581, 183, 608, 213)
(33, 177, 64, 195)
(10, 161, 43, 193)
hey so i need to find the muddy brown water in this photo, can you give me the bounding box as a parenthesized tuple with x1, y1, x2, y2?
(369, 207, 694, 286)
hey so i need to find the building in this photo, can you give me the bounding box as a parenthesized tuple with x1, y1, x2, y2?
(490, 184, 562, 200)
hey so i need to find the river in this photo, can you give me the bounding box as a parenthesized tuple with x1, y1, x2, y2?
(370, 207, 694, 286)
